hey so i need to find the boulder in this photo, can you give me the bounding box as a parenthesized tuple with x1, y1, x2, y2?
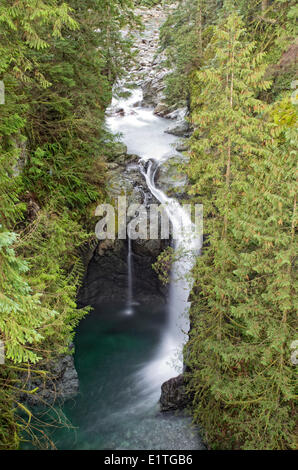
(133, 101, 143, 108)
(165, 120, 190, 137)
(106, 162, 120, 170)
(165, 107, 188, 121)
(154, 102, 170, 117)
(20, 354, 79, 406)
(141, 70, 168, 107)
(160, 374, 189, 412)
(155, 155, 188, 195)
(117, 153, 138, 165)
(176, 141, 189, 152)
(106, 163, 147, 206)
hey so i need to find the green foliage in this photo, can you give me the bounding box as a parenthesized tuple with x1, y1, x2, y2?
(0, 0, 137, 449)
(185, 12, 297, 449)
(135, 0, 161, 6)
(0, 229, 56, 363)
(159, 0, 297, 106)
(23, 143, 103, 212)
(153, 246, 176, 284)
(0, 0, 296, 451)
(22, 0, 139, 216)
(159, 0, 221, 106)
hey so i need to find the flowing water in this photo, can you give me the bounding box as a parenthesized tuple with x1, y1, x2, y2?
(26, 303, 202, 450)
(22, 86, 204, 451)
(22, 14, 205, 448)
(107, 87, 202, 388)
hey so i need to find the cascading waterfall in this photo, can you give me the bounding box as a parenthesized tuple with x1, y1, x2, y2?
(137, 159, 201, 388)
(109, 78, 202, 390)
(125, 235, 134, 315)
(143, 159, 201, 335)
(107, 88, 202, 389)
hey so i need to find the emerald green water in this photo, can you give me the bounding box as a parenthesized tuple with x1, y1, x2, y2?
(23, 302, 204, 450)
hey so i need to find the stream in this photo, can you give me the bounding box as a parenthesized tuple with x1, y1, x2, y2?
(23, 7, 204, 451)
(28, 85, 204, 451)
(106, 86, 202, 392)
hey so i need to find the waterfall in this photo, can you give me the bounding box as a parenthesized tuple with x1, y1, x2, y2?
(125, 235, 134, 315)
(107, 86, 202, 388)
(140, 159, 201, 381)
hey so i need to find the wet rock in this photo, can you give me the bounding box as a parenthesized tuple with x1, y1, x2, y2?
(160, 374, 189, 412)
(176, 141, 189, 152)
(152, 52, 166, 67)
(114, 107, 125, 116)
(117, 153, 139, 165)
(154, 102, 170, 117)
(106, 163, 147, 206)
(20, 355, 79, 406)
(78, 237, 168, 307)
(165, 107, 188, 121)
(106, 162, 120, 170)
(141, 71, 168, 107)
(155, 155, 188, 196)
(165, 120, 190, 137)
(133, 238, 169, 259)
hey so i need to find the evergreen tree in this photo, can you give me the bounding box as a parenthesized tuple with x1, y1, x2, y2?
(159, 0, 219, 107)
(186, 12, 297, 449)
(0, 0, 137, 449)
(0, 230, 57, 363)
(0, 0, 77, 225)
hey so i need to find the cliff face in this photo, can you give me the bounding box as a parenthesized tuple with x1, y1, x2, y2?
(78, 237, 169, 308)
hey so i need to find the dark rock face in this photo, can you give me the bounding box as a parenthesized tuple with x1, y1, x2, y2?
(78, 237, 169, 307)
(20, 355, 79, 406)
(160, 374, 189, 412)
(78, 236, 99, 269)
